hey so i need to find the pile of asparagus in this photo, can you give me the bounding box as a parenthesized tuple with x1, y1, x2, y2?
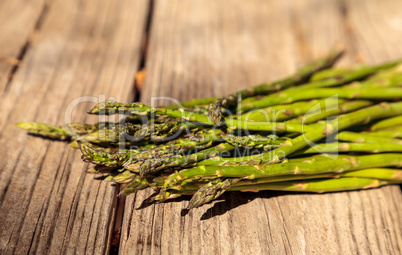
(18, 48, 402, 209)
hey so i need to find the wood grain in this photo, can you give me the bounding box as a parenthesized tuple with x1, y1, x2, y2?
(119, 0, 402, 254)
(0, 0, 48, 93)
(0, 0, 148, 254)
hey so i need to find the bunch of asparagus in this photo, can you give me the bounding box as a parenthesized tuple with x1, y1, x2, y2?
(18, 47, 402, 209)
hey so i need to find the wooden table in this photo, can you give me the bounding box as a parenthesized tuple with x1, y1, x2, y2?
(0, 0, 401, 254)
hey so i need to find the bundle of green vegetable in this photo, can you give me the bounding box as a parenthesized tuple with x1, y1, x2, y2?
(18, 48, 402, 209)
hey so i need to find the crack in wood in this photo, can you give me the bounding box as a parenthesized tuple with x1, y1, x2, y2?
(338, 0, 359, 59)
(109, 187, 125, 255)
(132, 0, 154, 103)
(3, 0, 53, 93)
(109, 1, 155, 252)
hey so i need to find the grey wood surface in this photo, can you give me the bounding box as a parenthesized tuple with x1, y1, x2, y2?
(0, 0, 46, 92)
(0, 0, 401, 254)
(0, 0, 148, 253)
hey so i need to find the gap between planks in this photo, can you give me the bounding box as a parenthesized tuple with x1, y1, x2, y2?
(2, 0, 53, 94)
(110, 1, 155, 254)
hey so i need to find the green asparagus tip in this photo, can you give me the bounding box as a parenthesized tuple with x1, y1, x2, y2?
(88, 101, 119, 114)
(69, 141, 79, 149)
(16, 121, 35, 130)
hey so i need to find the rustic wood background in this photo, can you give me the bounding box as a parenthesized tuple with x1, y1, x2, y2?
(0, 0, 401, 254)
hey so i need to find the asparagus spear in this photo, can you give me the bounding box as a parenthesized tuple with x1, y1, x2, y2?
(297, 142, 402, 154)
(297, 59, 402, 89)
(365, 63, 402, 81)
(229, 177, 390, 193)
(164, 153, 402, 188)
(239, 98, 344, 122)
(125, 143, 236, 176)
(362, 128, 402, 138)
(78, 141, 143, 167)
(17, 122, 71, 140)
(221, 134, 283, 150)
(370, 115, 402, 131)
(120, 175, 150, 195)
(287, 100, 372, 124)
(176, 177, 390, 197)
(336, 131, 402, 144)
(233, 168, 402, 186)
(89, 101, 213, 124)
(127, 129, 224, 162)
(239, 87, 402, 113)
(345, 73, 402, 88)
(309, 65, 367, 81)
(187, 178, 242, 208)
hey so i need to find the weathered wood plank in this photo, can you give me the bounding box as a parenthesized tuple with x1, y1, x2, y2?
(0, 0, 148, 254)
(119, 0, 402, 254)
(0, 0, 47, 93)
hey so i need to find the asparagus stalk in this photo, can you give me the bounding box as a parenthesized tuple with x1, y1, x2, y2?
(297, 142, 402, 154)
(233, 169, 402, 186)
(17, 122, 71, 140)
(287, 100, 372, 124)
(89, 101, 213, 124)
(365, 63, 402, 81)
(120, 175, 150, 195)
(298, 59, 402, 89)
(187, 178, 242, 208)
(364, 129, 402, 138)
(125, 143, 236, 176)
(239, 87, 402, 113)
(229, 177, 390, 193)
(239, 98, 344, 122)
(370, 115, 402, 131)
(309, 65, 367, 82)
(127, 129, 224, 162)
(175, 177, 394, 195)
(336, 131, 402, 144)
(345, 73, 402, 88)
(164, 153, 402, 188)
(221, 134, 283, 150)
(78, 141, 143, 167)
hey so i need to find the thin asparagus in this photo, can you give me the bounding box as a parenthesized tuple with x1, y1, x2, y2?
(239, 87, 402, 113)
(370, 115, 402, 131)
(297, 142, 402, 154)
(336, 131, 402, 144)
